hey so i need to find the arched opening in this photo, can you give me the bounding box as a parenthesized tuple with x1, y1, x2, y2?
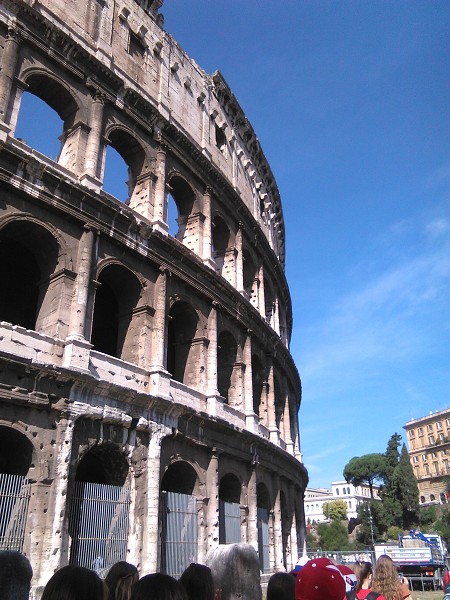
(91, 264, 142, 362)
(212, 215, 230, 276)
(257, 483, 271, 572)
(274, 375, 285, 430)
(0, 220, 60, 333)
(161, 461, 198, 578)
(16, 74, 78, 170)
(104, 129, 147, 205)
(167, 300, 199, 387)
(0, 427, 33, 551)
(219, 473, 241, 544)
(15, 91, 63, 160)
(252, 354, 264, 417)
(264, 275, 275, 324)
(243, 248, 257, 302)
(167, 176, 196, 248)
(69, 443, 130, 576)
(217, 330, 238, 403)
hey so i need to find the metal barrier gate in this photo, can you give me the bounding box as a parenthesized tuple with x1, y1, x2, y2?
(69, 481, 131, 577)
(0, 473, 30, 551)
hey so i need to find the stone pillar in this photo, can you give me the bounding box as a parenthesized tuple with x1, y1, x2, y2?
(152, 142, 169, 234)
(64, 226, 96, 371)
(141, 425, 165, 575)
(258, 266, 265, 319)
(272, 486, 283, 572)
(243, 332, 258, 432)
(0, 27, 20, 125)
(39, 413, 77, 586)
(267, 360, 279, 443)
(80, 89, 105, 187)
(150, 268, 167, 370)
(206, 302, 220, 414)
(236, 224, 244, 292)
(247, 466, 258, 552)
(206, 449, 219, 551)
(202, 186, 214, 268)
(290, 493, 299, 568)
(283, 395, 294, 455)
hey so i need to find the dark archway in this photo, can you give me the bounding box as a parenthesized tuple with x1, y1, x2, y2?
(167, 300, 198, 385)
(217, 330, 238, 402)
(219, 473, 241, 544)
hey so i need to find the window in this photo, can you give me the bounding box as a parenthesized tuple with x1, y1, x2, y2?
(422, 454, 428, 462)
(129, 30, 146, 57)
(434, 463, 439, 474)
(343, 488, 346, 495)
(347, 487, 350, 494)
(413, 456, 419, 463)
(427, 424, 433, 432)
(424, 464, 430, 475)
(418, 427, 424, 436)
(409, 430, 415, 438)
(429, 435, 435, 445)
(437, 421, 443, 430)
(439, 433, 445, 442)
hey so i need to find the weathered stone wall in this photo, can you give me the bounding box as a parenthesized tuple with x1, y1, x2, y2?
(0, 0, 307, 595)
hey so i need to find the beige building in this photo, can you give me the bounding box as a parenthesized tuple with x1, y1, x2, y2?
(0, 0, 307, 595)
(404, 408, 450, 505)
(305, 481, 381, 523)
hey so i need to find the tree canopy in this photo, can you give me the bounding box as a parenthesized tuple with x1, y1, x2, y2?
(343, 453, 386, 498)
(323, 499, 348, 521)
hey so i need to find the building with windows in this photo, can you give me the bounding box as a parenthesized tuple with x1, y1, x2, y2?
(305, 481, 381, 523)
(404, 408, 450, 505)
(0, 0, 307, 592)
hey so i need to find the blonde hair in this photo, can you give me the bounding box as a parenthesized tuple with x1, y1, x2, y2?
(372, 555, 403, 600)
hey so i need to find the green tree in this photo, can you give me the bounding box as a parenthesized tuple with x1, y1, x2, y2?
(396, 443, 420, 528)
(419, 505, 437, 528)
(356, 500, 386, 546)
(317, 520, 351, 551)
(380, 433, 403, 527)
(323, 499, 348, 521)
(343, 454, 386, 498)
(434, 507, 450, 540)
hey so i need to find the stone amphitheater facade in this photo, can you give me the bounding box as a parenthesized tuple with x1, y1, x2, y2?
(0, 0, 307, 592)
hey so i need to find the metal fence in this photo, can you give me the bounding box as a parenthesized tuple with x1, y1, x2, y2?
(68, 481, 131, 577)
(0, 473, 30, 551)
(257, 507, 270, 572)
(219, 500, 241, 544)
(160, 491, 198, 579)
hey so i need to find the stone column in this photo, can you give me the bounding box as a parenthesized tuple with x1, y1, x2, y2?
(272, 486, 283, 572)
(236, 224, 244, 292)
(206, 449, 219, 551)
(258, 266, 265, 319)
(141, 425, 165, 575)
(0, 27, 20, 125)
(39, 412, 77, 587)
(206, 302, 220, 414)
(290, 492, 299, 568)
(151, 142, 169, 234)
(247, 465, 258, 552)
(64, 226, 96, 371)
(80, 89, 105, 188)
(150, 267, 167, 371)
(283, 395, 294, 455)
(267, 360, 279, 443)
(202, 186, 214, 268)
(243, 332, 258, 432)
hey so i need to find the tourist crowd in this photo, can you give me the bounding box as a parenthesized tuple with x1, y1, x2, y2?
(0, 548, 418, 600)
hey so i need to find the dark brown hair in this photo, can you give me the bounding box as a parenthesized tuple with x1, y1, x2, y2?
(41, 565, 107, 600)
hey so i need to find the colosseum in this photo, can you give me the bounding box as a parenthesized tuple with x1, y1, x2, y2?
(0, 0, 307, 592)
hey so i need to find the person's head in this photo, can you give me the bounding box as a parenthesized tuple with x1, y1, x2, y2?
(352, 561, 373, 592)
(267, 572, 295, 600)
(105, 562, 139, 600)
(0, 550, 33, 600)
(42, 565, 108, 600)
(179, 563, 215, 600)
(131, 573, 188, 600)
(295, 558, 346, 600)
(372, 555, 403, 600)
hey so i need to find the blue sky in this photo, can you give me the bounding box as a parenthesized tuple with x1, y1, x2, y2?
(161, 1, 449, 488)
(17, 1, 449, 489)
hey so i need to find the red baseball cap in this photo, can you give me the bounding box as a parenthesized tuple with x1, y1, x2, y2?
(296, 558, 346, 600)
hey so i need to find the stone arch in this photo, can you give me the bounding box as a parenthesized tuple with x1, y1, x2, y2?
(212, 213, 234, 280)
(264, 272, 276, 324)
(103, 124, 151, 205)
(242, 244, 259, 307)
(217, 330, 238, 403)
(167, 299, 200, 387)
(167, 174, 198, 250)
(161, 460, 198, 496)
(251, 353, 265, 418)
(219, 472, 242, 544)
(91, 261, 144, 363)
(0, 425, 34, 477)
(75, 442, 129, 487)
(0, 217, 67, 335)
